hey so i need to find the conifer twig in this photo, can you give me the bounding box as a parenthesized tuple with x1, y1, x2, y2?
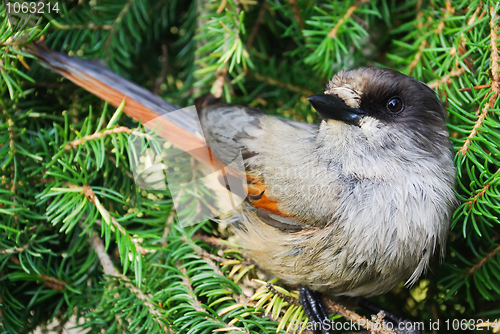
(287, 0, 303, 27)
(265, 282, 300, 306)
(249, 72, 314, 96)
(408, 40, 428, 74)
(458, 5, 500, 156)
(9, 256, 67, 289)
(153, 44, 169, 94)
(245, 2, 268, 50)
(0, 243, 29, 254)
(410, 1, 456, 74)
(64, 126, 152, 150)
(321, 297, 396, 334)
(54, 23, 113, 30)
(4, 112, 18, 227)
(160, 211, 175, 247)
(179, 266, 250, 333)
(458, 84, 491, 92)
(427, 68, 467, 89)
(39, 274, 66, 290)
(468, 244, 500, 275)
(103, 0, 135, 62)
(83, 185, 150, 255)
(327, 0, 370, 39)
(464, 167, 500, 208)
(89, 234, 171, 332)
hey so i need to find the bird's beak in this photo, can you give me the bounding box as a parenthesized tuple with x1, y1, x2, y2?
(308, 94, 366, 126)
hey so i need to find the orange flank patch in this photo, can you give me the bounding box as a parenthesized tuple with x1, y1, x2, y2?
(246, 175, 281, 215)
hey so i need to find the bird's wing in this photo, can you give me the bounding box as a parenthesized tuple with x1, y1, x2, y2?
(198, 96, 319, 231)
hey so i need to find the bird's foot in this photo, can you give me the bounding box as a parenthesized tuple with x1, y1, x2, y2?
(358, 298, 422, 334)
(298, 286, 332, 334)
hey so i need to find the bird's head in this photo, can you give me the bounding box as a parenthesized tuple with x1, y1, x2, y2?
(309, 67, 451, 161)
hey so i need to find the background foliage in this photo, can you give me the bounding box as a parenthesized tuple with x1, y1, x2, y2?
(1, 0, 500, 333)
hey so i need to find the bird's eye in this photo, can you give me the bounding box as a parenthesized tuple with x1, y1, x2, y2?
(386, 96, 404, 114)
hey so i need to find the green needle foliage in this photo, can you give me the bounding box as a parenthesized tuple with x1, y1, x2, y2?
(1, 0, 500, 333)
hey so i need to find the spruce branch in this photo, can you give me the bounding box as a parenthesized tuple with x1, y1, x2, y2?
(458, 84, 491, 92)
(0, 243, 29, 254)
(64, 126, 153, 150)
(408, 40, 428, 75)
(286, 0, 303, 28)
(178, 265, 250, 334)
(327, 0, 369, 39)
(264, 282, 300, 307)
(467, 244, 500, 275)
(102, 0, 136, 62)
(153, 43, 169, 95)
(248, 71, 314, 97)
(463, 168, 499, 209)
(321, 297, 396, 334)
(38, 274, 67, 290)
(53, 23, 113, 30)
(245, 2, 267, 50)
(8, 256, 67, 290)
(88, 233, 172, 333)
(427, 68, 468, 89)
(83, 185, 150, 256)
(458, 4, 499, 155)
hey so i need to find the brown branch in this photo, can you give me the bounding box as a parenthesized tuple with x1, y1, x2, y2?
(193, 233, 233, 250)
(160, 211, 175, 248)
(65, 126, 152, 150)
(254, 280, 395, 333)
(408, 40, 428, 74)
(458, 5, 500, 156)
(410, 1, 456, 74)
(104, 0, 135, 62)
(179, 266, 251, 333)
(435, 1, 455, 35)
(40, 274, 66, 290)
(246, 3, 268, 50)
(468, 244, 500, 275)
(458, 84, 491, 92)
(10, 255, 68, 290)
(153, 44, 169, 95)
(187, 236, 226, 276)
(217, 0, 228, 13)
(265, 283, 301, 307)
(3, 111, 18, 227)
(180, 267, 208, 313)
(212, 68, 227, 99)
(83, 185, 151, 255)
(328, 0, 370, 39)
(287, 0, 303, 28)
(322, 297, 396, 334)
(457, 103, 490, 155)
(0, 243, 29, 254)
(427, 68, 467, 89)
(88, 234, 172, 332)
(55, 23, 113, 30)
(249, 72, 314, 96)
(464, 167, 500, 208)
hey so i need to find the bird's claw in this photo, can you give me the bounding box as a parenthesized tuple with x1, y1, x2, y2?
(298, 286, 332, 334)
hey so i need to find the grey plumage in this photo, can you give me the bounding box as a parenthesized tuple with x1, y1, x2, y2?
(199, 67, 457, 297)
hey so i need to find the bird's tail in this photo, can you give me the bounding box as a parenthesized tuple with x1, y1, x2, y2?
(24, 42, 214, 165)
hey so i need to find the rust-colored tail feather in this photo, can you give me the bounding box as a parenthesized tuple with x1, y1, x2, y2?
(24, 42, 214, 165)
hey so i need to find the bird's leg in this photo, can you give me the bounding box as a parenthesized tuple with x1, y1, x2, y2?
(298, 286, 332, 334)
(358, 298, 422, 334)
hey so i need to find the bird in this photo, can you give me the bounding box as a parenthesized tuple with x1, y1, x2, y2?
(26, 43, 457, 334)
